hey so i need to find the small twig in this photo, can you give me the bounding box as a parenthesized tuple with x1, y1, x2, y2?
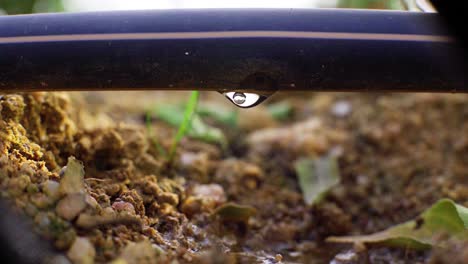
(84, 178, 108, 182)
(76, 213, 143, 230)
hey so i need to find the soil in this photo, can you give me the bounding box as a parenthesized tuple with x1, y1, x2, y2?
(0, 91, 467, 264)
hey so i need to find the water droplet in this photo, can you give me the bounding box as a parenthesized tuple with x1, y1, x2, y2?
(223, 91, 272, 108)
(232, 92, 246, 104)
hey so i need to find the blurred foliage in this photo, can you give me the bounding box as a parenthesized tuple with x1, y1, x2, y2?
(267, 101, 292, 121)
(166, 91, 200, 161)
(328, 199, 468, 249)
(146, 91, 228, 163)
(0, 0, 408, 15)
(338, 0, 403, 9)
(146, 91, 202, 163)
(213, 203, 256, 223)
(198, 104, 238, 127)
(0, 0, 404, 15)
(0, 0, 64, 14)
(295, 156, 340, 205)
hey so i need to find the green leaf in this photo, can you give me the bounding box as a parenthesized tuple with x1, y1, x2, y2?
(294, 156, 340, 205)
(213, 203, 256, 223)
(145, 91, 200, 161)
(327, 199, 468, 249)
(149, 92, 227, 151)
(154, 104, 187, 127)
(267, 101, 292, 121)
(197, 104, 238, 127)
(337, 0, 402, 9)
(188, 115, 227, 146)
(455, 203, 468, 228)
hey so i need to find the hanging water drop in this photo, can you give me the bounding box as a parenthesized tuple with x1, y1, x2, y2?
(223, 91, 272, 108)
(232, 92, 246, 104)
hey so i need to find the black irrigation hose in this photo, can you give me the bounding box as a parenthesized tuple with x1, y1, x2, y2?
(0, 8, 466, 93)
(0, 6, 467, 263)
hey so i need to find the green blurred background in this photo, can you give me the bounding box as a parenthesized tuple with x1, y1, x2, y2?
(0, 0, 64, 14)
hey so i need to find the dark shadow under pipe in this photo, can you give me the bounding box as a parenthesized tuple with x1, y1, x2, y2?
(0, 8, 466, 93)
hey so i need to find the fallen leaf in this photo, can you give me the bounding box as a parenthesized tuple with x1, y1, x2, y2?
(59, 157, 85, 195)
(267, 101, 292, 121)
(327, 199, 468, 249)
(294, 156, 340, 205)
(213, 203, 256, 223)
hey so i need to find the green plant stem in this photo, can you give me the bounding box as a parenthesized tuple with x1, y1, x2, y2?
(168, 91, 200, 162)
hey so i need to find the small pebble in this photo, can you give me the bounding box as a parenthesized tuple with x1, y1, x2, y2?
(24, 203, 38, 217)
(30, 192, 54, 209)
(43, 180, 61, 201)
(34, 212, 51, 229)
(47, 255, 72, 264)
(56, 193, 87, 221)
(8, 174, 31, 196)
(331, 250, 359, 264)
(112, 201, 136, 215)
(85, 195, 100, 209)
(67, 237, 95, 264)
(119, 240, 158, 264)
(275, 254, 283, 262)
(191, 184, 226, 204)
(331, 101, 352, 117)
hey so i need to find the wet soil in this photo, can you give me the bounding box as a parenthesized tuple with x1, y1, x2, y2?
(0, 91, 467, 263)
